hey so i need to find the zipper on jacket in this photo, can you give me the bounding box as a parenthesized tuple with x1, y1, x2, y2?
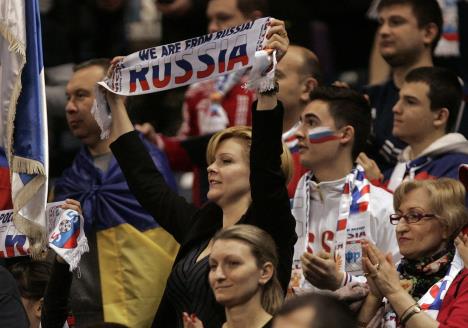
(317, 185, 324, 203)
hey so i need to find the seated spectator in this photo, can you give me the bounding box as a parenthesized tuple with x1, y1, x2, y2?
(359, 67, 468, 192)
(272, 293, 357, 328)
(357, 178, 468, 327)
(290, 86, 398, 293)
(183, 224, 283, 328)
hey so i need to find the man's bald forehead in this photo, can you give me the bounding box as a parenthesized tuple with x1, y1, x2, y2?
(287, 45, 321, 81)
(289, 45, 319, 64)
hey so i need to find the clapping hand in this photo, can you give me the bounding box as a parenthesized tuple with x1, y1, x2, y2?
(362, 240, 401, 299)
(301, 251, 344, 291)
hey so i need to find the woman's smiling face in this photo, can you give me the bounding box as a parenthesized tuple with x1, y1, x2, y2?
(395, 188, 448, 259)
(208, 239, 267, 307)
(206, 138, 251, 207)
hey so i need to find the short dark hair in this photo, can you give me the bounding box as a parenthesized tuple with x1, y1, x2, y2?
(274, 293, 357, 328)
(237, 0, 269, 17)
(9, 260, 52, 301)
(73, 58, 110, 73)
(377, 0, 443, 50)
(405, 66, 463, 132)
(308, 86, 371, 160)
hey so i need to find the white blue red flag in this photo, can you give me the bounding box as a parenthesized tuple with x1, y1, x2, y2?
(46, 202, 89, 271)
(307, 126, 339, 144)
(282, 123, 300, 153)
(0, 0, 48, 256)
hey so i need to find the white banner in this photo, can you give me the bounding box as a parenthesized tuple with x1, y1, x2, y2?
(46, 202, 89, 271)
(99, 17, 270, 95)
(0, 209, 29, 258)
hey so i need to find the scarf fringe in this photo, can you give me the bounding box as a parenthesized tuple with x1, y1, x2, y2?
(92, 87, 112, 140)
(66, 237, 89, 271)
(0, 23, 26, 57)
(245, 74, 277, 93)
(12, 156, 46, 175)
(245, 50, 277, 92)
(13, 213, 47, 258)
(0, 25, 26, 165)
(12, 174, 47, 258)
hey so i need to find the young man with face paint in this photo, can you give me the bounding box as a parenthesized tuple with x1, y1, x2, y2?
(289, 86, 399, 293)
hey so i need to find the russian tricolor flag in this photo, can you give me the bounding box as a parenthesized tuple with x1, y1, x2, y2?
(0, 0, 48, 256)
(282, 123, 300, 153)
(350, 166, 370, 214)
(308, 126, 339, 144)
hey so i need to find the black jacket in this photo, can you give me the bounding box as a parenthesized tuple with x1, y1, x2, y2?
(111, 102, 297, 327)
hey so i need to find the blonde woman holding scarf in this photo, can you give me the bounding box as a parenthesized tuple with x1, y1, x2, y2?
(105, 19, 296, 328)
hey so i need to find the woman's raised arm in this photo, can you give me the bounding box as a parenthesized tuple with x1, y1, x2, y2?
(256, 18, 288, 112)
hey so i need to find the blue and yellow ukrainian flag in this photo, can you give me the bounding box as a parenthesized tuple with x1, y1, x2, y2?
(54, 142, 179, 328)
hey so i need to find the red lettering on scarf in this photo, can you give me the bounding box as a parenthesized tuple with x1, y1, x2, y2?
(322, 230, 334, 253)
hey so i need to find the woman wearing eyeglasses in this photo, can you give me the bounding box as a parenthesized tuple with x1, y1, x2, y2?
(357, 178, 468, 328)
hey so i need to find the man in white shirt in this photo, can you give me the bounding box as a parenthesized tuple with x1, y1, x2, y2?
(290, 86, 399, 292)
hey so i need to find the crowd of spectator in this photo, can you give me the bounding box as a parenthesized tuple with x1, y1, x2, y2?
(2, 0, 468, 327)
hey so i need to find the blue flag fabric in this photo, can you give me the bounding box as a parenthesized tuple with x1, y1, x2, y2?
(54, 136, 177, 233)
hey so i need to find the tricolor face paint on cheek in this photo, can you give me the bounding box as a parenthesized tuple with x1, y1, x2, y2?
(307, 126, 339, 144)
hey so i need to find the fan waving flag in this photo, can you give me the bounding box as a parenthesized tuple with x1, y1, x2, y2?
(0, 0, 48, 256)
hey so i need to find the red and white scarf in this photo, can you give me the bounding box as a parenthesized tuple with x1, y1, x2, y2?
(291, 165, 371, 290)
(382, 252, 464, 327)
